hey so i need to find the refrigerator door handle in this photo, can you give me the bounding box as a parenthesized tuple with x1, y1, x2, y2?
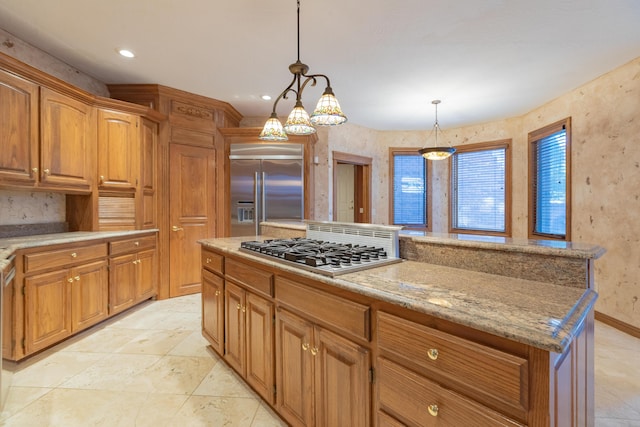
(254, 171, 260, 236)
(262, 171, 267, 223)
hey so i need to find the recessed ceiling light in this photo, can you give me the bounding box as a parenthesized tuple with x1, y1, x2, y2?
(261, 95, 272, 101)
(118, 49, 135, 58)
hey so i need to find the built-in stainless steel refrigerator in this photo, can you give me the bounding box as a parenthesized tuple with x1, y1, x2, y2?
(230, 143, 304, 237)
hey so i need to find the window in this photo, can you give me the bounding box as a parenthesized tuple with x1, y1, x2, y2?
(389, 148, 429, 229)
(450, 140, 511, 235)
(528, 118, 571, 240)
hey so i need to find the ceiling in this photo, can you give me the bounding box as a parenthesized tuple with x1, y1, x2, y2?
(0, 0, 639, 130)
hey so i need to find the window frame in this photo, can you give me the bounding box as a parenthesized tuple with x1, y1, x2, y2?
(448, 140, 512, 237)
(388, 147, 431, 230)
(528, 117, 572, 241)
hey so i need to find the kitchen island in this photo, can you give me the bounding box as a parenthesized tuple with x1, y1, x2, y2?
(200, 236, 599, 426)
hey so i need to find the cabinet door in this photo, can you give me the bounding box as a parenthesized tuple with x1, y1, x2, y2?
(245, 291, 275, 405)
(202, 269, 224, 354)
(276, 308, 314, 427)
(225, 281, 245, 374)
(71, 260, 108, 332)
(314, 326, 371, 427)
(135, 248, 157, 302)
(40, 87, 94, 191)
(24, 269, 72, 354)
(140, 118, 157, 229)
(0, 69, 39, 185)
(97, 109, 139, 191)
(109, 253, 137, 315)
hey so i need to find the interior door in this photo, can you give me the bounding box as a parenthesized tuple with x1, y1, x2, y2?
(169, 143, 216, 297)
(336, 164, 355, 222)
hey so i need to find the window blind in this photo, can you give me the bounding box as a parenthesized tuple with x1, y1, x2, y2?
(452, 148, 506, 232)
(392, 154, 427, 225)
(533, 129, 566, 237)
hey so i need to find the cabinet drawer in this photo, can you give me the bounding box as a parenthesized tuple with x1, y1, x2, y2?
(24, 243, 107, 274)
(378, 357, 523, 427)
(202, 249, 224, 275)
(276, 277, 370, 341)
(377, 311, 528, 415)
(109, 235, 156, 256)
(225, 258, 272, 297)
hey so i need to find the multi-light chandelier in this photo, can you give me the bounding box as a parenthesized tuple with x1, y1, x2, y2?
(418, 100, 456, 160)
(259, 0, 347, 141)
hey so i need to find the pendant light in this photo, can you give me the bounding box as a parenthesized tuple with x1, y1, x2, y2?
(259, 0, 347, 141)
(418, 100, 456, 160)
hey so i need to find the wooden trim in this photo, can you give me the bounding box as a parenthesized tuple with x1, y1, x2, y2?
(332, 151, 372, 223)
(448, 140, 512, 237)
(595, 311, 640, 340)
(388, 147, 431, 231)
(527, 117, 572, 241)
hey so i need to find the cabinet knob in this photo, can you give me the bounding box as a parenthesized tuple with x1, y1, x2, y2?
(302, 343, 309, 351)
(427, 348, 439, 360)
(242, 306, 246, 313)
(428, 404, 439, 417)
(310, 347, 318, 356)
(236, 303, 241, 310)
(43, 168, 50, 175)
(172, 225, 184, 232)
(215, 290, 220, 296)
(206, 258, 212, 264)
(99, 175, 105, 184)
(71, 252, 77, 258)
(75, 276, 80, 281)
(134, 241, 140, 247)
(31, 167, 38, 175)
(67, 278, 74, 283)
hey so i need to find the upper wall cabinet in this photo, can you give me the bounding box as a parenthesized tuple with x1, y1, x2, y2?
(0, 69, 39, 185)
(97, 109, 139, 192)
(40, 87, 95, 192)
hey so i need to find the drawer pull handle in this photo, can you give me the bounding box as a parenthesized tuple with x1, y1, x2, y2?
(427, 348, 439, 360)
(134, 241, 140, 246)
(206, 258, 212, 264)
(310, 347, 318, 356)
(67, 278, 74, 283)
(172, 225, 184, 232)
(71, 252, 77, 258)
(74, 276, 80, 281)
(302, 343, 309, 351)
(428, 404, 439, 417)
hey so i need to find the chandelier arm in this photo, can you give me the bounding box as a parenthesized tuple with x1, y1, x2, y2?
(270, 74, 300, 114)
(303, 73, 332, 89)
(298, 75, 318, 96)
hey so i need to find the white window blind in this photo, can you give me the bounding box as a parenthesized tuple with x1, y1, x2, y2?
(451, 147, 506, 232)
(392, 154, 427, 226)
(532, 129, 567, 237)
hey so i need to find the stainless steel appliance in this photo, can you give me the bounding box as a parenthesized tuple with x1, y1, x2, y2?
(240, 221, 403, 277)
(1, 254, 15, 409)
(230, 144, 304, 237)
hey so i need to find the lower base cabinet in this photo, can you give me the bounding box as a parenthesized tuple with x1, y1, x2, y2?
(202, 269, 224, 354)
(275, 307, 370, 427)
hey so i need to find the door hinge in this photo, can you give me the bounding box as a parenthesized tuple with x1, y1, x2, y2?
(21, 338, 26, 350)
(273, 314, 276, 326)
(369, 367, 375, 384)
(22, 285, 25, 295)
(273, 385, 277, 399)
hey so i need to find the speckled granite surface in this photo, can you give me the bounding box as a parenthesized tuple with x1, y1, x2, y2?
(200, 236, 597, 353)
(0, 230, 158, 272)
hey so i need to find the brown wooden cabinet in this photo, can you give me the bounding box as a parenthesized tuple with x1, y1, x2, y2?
(97, 108, 139, 191)
(276, 307, 370, 427)
(40, 87, 94, 192)
(140, 117, 158, 229)
(70, 259, 109, 332)
(108, 235, 157, 315)
(202, 269, 224, 354)
(0, 68, 39, 186)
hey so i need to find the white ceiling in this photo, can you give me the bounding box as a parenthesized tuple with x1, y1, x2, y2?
(0, 0, 639, 130)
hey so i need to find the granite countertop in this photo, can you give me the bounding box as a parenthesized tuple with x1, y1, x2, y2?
(0, 230, 158, 272)
(200, 236, 597, 353)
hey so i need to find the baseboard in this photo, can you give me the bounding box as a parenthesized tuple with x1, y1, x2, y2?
(595, 311, 640, 339)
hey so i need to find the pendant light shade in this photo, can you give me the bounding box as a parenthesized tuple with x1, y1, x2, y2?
(310, 87, 347, 126)
(259, 113, 289, 141)
(259, 0, 347, 141)
(283, 102, 316, 135)
(418, 100, 456, 161)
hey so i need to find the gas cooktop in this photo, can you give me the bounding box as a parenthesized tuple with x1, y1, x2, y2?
(239, 237, 402, 277)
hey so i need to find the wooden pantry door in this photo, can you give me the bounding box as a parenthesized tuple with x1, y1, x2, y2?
(169, 143, 216, 297)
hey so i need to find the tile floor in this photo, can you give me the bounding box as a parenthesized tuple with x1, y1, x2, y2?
(0, 294, 638, 426)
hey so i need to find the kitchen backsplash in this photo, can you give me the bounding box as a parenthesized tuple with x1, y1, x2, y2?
(0, 190, 66, 225)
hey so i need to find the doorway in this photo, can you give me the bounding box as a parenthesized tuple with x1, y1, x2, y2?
(332, 151, 372, 223)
